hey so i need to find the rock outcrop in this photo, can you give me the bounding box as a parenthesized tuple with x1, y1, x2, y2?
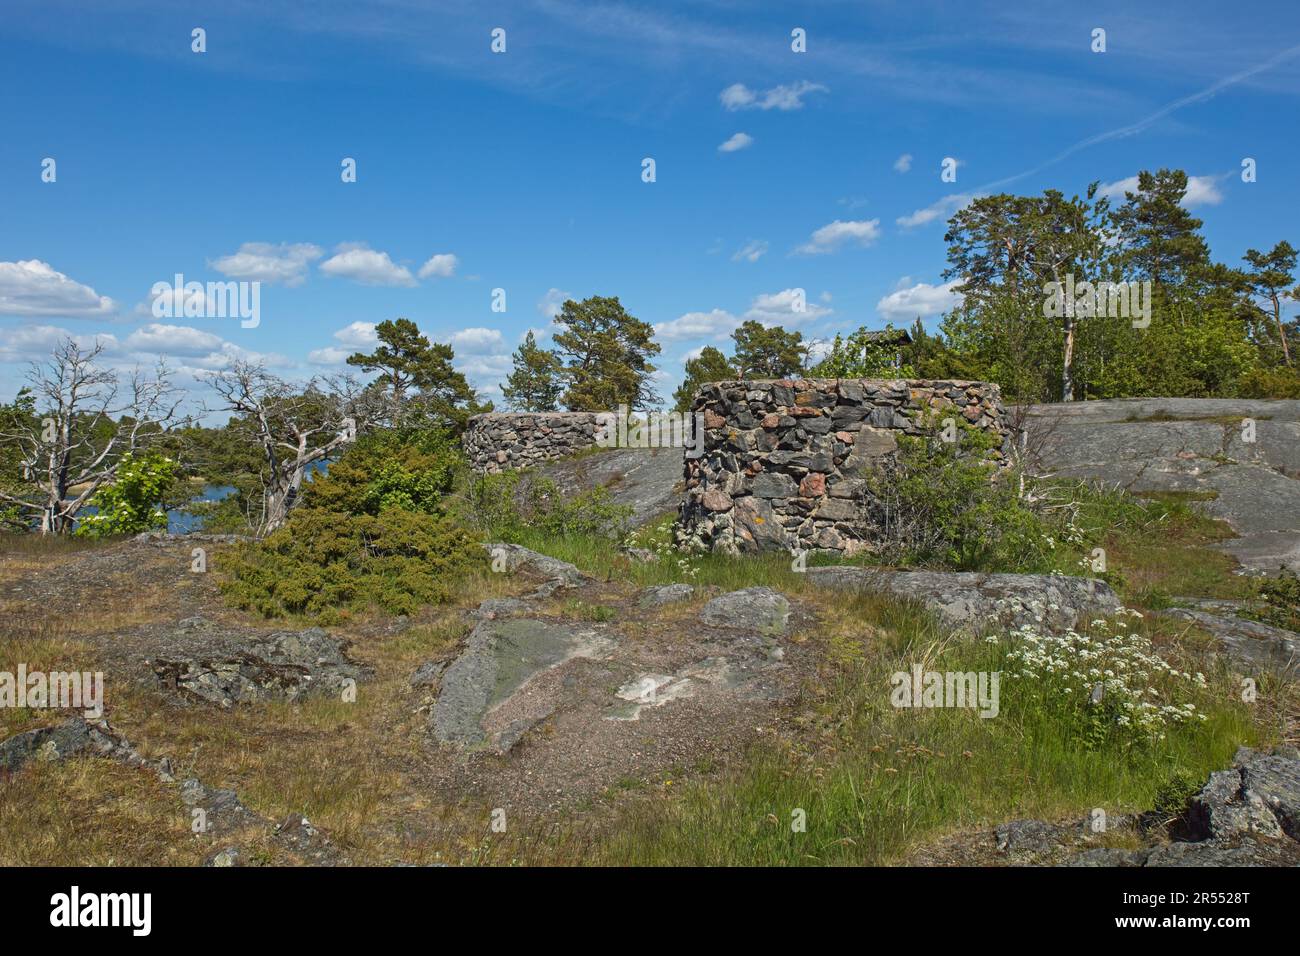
(1023, 397, 1300, 575)
(431, 618, 617, 751)
(804, 566, 1121, 634)
(151, 620, 369, 707)
(980, 746, 1300, 867)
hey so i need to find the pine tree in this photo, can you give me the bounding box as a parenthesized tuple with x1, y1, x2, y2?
(552, 296, 661, 410)
(502, 331, 563, 411)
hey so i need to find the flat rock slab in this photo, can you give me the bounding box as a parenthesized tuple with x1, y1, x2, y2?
(698, 587, 791, 636)
(483, 543, 589, 596)
(0, 719, 93, 774)
(638, 583, 697, 608)
(1024, 398, 1300, 574)
(534, 447, 683, 526)
(152, 621, 369, 707)
(805, 566, 1120, 633)
(432, 618, 616, 750)
(1166, 607, 1298, 678)
(604, 655, 780, 721)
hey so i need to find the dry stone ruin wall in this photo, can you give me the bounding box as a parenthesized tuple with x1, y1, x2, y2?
(675, 378, 1013, 555)
(463, 412, 604, 473)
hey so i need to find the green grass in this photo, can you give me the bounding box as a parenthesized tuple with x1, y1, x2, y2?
(593, 596, 1260, 866)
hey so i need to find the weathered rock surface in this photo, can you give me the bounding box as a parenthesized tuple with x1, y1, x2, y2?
(152, 622, 368, 707)
(1167, 606, 1298, 677)
(536, 446, 684, 526)
(699, 587, 791, 636)
(805, 566, 1120, 633)
(483, 543, 589, 596)
(431, 618, 617, 751)
(0, 718, 94, 773)
(1185, 746, 1300, 843)
(0, 716, 347, 863)
(1056, 746, 1300, 867)
(638, 583, 697, 608)
(1024, 397, 1300, 574)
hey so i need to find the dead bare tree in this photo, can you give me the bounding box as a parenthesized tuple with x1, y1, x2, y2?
(0, 337, 190, 534)
(206, 361, 372, 534)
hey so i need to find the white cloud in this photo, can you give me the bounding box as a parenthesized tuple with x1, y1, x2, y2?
(184, 342, 293, 371)
(0, 260, 116, 318)
(454, 354, 512, 379)
(418, 253, 459, 279)
(307, 346, 353, 366)
(307, 321, 378, 365)
(137, 283, 219, 319)
(332, 321, 379, 348)
(876, 279, 963, 322)
(720, 80, 827, 112)
(319, 244, 416, 286)
(1098, 174, 1225, 208)
(449, 327, 505, 355)
(124, 323, 225, 356)
(794, 219, 881, 255)
(537, 288, 573, 319)
(744, 288, 833, 326)
(896, 194, 975, 230)
(654, 308, 739, 342)
(731, 239, 768, 262)
(0, 324, 120, 362)
(893, 153, 913, 173)
(718, 132, 754, 153)
(209, 242, 322, 287)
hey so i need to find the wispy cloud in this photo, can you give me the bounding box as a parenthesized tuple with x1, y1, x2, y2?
(718, 131, 754, 152)
(731, 239, 768, 262)
(794, 219, 881, 255)
(720, 80, 827, 111)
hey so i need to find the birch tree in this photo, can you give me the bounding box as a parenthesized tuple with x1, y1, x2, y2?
(0, 337, 188, 534)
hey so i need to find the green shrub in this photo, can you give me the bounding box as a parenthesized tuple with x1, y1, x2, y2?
(219, 429, 483, 622)
(1237, 366, 1300, 400)
(1244, 567, 1300, 631)
(302, 429, 461, 517)
(461, 470, 632, 542)
(220, 507, 485, 623)
(75, 453, 179, 538)
(864, 422, 1053, 571)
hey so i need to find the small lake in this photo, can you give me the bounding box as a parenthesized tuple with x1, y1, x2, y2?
(167, 484, 237, 533)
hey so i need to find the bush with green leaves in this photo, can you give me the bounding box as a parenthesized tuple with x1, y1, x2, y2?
(221, 507, 485, 623)
(863, 421, 1054, 571)
(461, 470, 632, 542)
(219, 429, 483, 622)
(75, 453, 179, 538)
(301, 429, 460, 517)
(1244, 567, 1300, 631)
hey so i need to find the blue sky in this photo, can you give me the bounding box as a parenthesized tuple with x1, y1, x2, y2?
(3, 0, 1299, 412)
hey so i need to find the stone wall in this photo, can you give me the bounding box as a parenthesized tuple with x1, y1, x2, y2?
(463, 412, 604, 473)
(675, 378, 1012, 555)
